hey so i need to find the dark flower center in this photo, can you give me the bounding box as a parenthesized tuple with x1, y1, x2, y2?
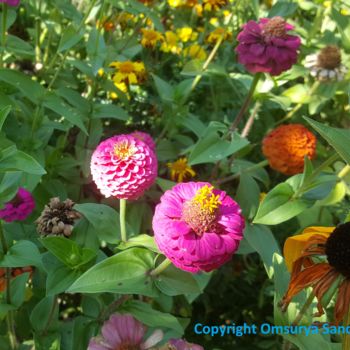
(116, 344, 140, 350)
(325, 222, 350, 278)
(317, 45, 341, 70)
(9, 194, 24, 207)
(262, 16, 287, 38)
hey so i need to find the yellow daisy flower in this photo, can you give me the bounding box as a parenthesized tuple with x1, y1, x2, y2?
(109, 82, 129, 100)
(183, 44, 207, 60)
(206, 27, 231, 44)
(167, 158, 196, 182)
(177, 27, 198, 42)
(160, 31, 182, 54)
(203, 0, 228, 11)
(110, 61, 146, 85)
(140, 28, 164, 48)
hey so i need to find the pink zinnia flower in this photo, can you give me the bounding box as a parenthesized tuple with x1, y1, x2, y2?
(0, 188, 35, 223)
(236, 16, 301, 76)
(168, 338, 204, 350)
(88, 313, 163, 350)
(0, 0, 20, 6)
(130, 131, 156, 151)
(91, 134, 158, 200)
(153, 182, 245, 273)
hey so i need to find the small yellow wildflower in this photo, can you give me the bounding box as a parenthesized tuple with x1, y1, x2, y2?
(168, 0, 197, 8)
(97, 68, 105, 77)
(140, 28, 164, 48)
(167, 158, 196, 182)
(109, 82, 129, 100)
(203, 0, 228, 11)
(160, 31, 182, 54)
(177, 27, 198, 42)
(110, 61, 146, 85)
(183, 44, 207, 60)
(207, 27, 231, 44)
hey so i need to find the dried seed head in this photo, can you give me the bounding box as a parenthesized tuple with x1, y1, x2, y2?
(36, 198, 81, 237)
(263, 16, 287, 38)
(317, 45, 342, 70)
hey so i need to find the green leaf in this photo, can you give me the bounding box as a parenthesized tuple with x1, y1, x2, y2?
(67, 248, 158, 297)
(268, 2, 298, 17)
(58, 24, 84, 52)
(188, 123, 249, 165)
(244, 224, 280, 278)
(92, 103, 129, 121)
(0, 69, 45, 103)
(154, 264, 201, 296)
(46, 265, 82, 296)
(0, 240, 43, 269)
(121, 300, 184, 334)
(283, 84, 309, 104)
(40, 237, 96, 269)
(152, 74, 174, 102)
(235, 175, 260, 219)
(30, 296, 58, 332)
(118, 234, 160, 253)
(0, 105, 11, 131)
(43, 93, 88, 134)
(74, 203, 121, 244)
(253, 183, 311, 225)
(0, 149, 46, 175)
(305, 117, 350, 165)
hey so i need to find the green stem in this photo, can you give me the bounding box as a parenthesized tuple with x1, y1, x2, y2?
(119, 199, 127, 242)
(293, 153, 339, 198)
(150, 258, 172, 277)
(229, 72, 262, 132)
(216, 159, 269, 185)
(0, 222, 17, 349)
(1, 3, 8, 67)
(343, 305, 350, 350)
(292, 292, 315, 326)
(278, 81, 320, 124)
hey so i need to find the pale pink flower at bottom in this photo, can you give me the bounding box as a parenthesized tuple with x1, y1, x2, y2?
(168, 338, 204, 350)
(88, 313, 163, 350)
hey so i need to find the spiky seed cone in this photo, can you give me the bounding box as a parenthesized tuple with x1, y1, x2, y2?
(36, 198, 81, 237)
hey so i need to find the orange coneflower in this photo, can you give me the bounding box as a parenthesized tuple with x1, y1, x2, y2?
(280, 224, 350, 325)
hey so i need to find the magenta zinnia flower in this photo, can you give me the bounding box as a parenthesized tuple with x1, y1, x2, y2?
(168, 338, 204, 350)
(0, 188, 35, 223)
(236, 16, 301, 76)
(88, 313, 163, 350)
(0, 0, 20, 6)
(130, 131, 156, 152)
(153, 182, 245, 273)
(91, 134, 158, 200)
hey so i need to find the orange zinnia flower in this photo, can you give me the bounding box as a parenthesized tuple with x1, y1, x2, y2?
(280, 224, 350, 324)
(262, 124, 316, 175)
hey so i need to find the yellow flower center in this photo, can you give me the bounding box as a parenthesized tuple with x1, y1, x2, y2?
(118, 62, 135, 74)
(193, 185, 222, 213)
(167, 158, 195, 182)
(114, 141, 135, 159)
(182, 185, 221, 236)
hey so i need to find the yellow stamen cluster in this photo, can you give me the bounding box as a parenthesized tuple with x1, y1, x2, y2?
(114, 141, 135, 159)
(193, 185, 222, 213)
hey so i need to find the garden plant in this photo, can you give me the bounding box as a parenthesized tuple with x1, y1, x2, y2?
(0, 0, 349, 349)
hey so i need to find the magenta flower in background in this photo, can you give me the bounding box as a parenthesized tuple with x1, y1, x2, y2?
(236, 16, 301, 76)
(168, 338, 204, 350)
(90, 134, 158, 200)
(153, 182, 245, 273)
(0, 188, 35, 223)
(0, 0, 20, 6)
(88, 313, 163, 350)
(130, 131, 156, 152)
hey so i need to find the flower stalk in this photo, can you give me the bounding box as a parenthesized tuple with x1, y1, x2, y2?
(150, 258, 172, 277)
(0, 222, 17, 349)
(0, 3, 8, 67)
(119, 199, 127, 242)
(229, 72, 262, 132)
